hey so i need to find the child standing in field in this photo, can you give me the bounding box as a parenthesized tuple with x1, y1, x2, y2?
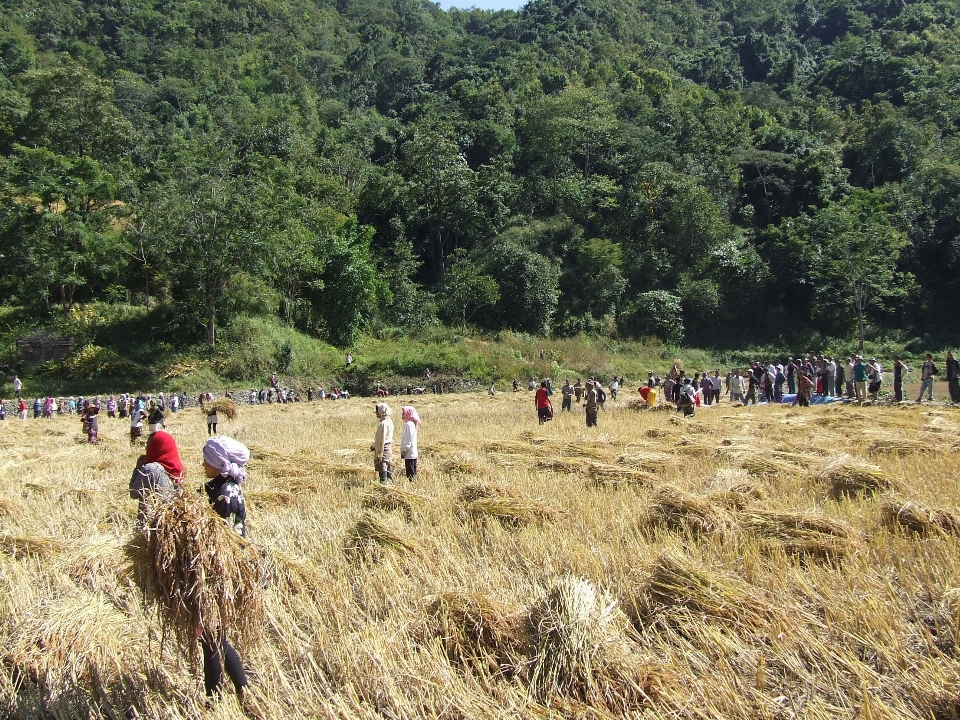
(400, 405, 420, 481)
(371, 403, 394, 483)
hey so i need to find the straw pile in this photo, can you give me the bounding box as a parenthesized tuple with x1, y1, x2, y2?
(536, 456, 585, 473)
(587, 463, 659, 489)
(868, 437, 928, 455)
(427, 591, 523, 674)
(459, 496, 566, 528)
(439, 453, 487, 476)
(456, 481, 564, 527)
(562, 442, 610, 461)
(0, 533, 67, 559)
(616, 452, 673, 472)
(645, 486, 737, 538)
(881, 499, 960, 537)
(818, 455, 893, 498)
(527, 577, 657, 710)
(483, 440, 544, 456)
(343, 510, 419, 560)
(6, 595, 134, 684)
(245, 488, 298, 508)
(739, 509, 862, 558)
(266, 549, 328, 597)
(636, 552, 779, 628)
(200, 397, 238, 420)
(361, 484, 430, 521)
(127, 490, 265, 655)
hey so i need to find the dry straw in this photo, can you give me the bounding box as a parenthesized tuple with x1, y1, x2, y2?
(426, 591, 523, 675)
(127, 490, 265, 657)
(456, 480, 564, 527)
(880, 499, 960, 537)
(739, 509, 862, 558)
(616, 451, 673, 472)
(6, 595, 133, 684)
(343, 510, 420, 560)
(527, 576, 661, 711)
(361, 484, 431, 521)
(200, 397, 238, 420)
(636, 552, 779, 628)
(586, 462, 659, 489)
(0, 533, 67, 559)
(867, 437, 928, 455)
(818, 455, 893, 498)
(645, 486, 737, 537)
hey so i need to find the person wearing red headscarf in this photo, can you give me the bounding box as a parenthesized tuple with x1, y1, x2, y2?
(129, 430, 183, 528)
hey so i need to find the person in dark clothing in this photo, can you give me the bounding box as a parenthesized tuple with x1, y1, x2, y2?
(892, 356, 908, 403)
(947, 351, 960, 404)
(200, 436, 251, 700)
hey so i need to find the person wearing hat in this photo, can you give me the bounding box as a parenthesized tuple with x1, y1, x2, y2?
(583, 380, 599, 427)
(371, 403, 394, 483)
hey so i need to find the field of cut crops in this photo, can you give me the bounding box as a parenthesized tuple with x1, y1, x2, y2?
(2, 392, 960, 719)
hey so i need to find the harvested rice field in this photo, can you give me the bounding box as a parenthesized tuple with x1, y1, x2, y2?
(2, 393, 960, 719)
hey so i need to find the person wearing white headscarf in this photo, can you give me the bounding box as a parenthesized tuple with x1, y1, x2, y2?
(202, 436, 249, 536)
(400, 405, 420, 481)
(370, 403, 394, 483)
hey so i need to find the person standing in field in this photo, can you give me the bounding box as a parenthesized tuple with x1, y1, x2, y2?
(946, 351, 960, 404)
(400, 405, 420, 481)
(535, 380, 552, 424)
(12, 375, 21, 399)
(853, 356, 868, 402)
(371, 403, 394, 483)
(917, 353, 937, 403)
(200, 436, 251, 700)
(609, 377, 619, 401)
(561, 379, 573, 412)
(205, 394, 218, 435)
(574, 378, 584, 403)
(795, 371, 814, 407)
(892, 355, 908, 402)
(130, 400, 146, 443)
(583, 380, 599, 427)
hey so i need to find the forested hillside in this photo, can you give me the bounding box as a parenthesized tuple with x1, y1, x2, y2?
(1, 0, 959, 357)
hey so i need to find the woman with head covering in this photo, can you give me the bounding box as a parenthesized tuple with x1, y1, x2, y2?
(399, 406, 420, 481)
(129, 430, 184, 529)
(371, 403, 394, 483)
(199, 435, 250, 701)
(202, 436, 249, 537)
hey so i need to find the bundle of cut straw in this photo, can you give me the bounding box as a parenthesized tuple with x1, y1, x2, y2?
(740, 509, 862, 558)
(880, 499, 960, 537)
(586, 463, 659, 489)
(126, 490, 264, 655)
(536, 457, 586, 473)
(439, 453, 487, 476)
(616, 452, 673, 471)
(645, 487, 737, 537)
(483, 440, 543, 456)
(737, 454, 800, 478)
(343, 510, 420, 560)
(361, 484, 430, 521)
(458, 481, 520, 503)
(868, 437, 928, 455)
(6, 595, 134, 684)
(527, 577, 655, 709)
(460, 496, 566, 528)
(818, 455, 893, 498)
(427, 591, 523, 674)
(638, 552, 778, 627)
(0, 533, 67, 559)
(200, 397, 238, 420)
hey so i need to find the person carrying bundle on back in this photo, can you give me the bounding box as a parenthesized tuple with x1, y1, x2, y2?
(130, 434, 254, 706)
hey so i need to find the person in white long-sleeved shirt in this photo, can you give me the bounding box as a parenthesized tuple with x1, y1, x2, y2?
(371, 403, 394, 483)
(400, 405, 420, 481)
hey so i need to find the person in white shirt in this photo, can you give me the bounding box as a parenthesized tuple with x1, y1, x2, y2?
(400, 405, 420, 481)
(729, 371, 745, 403)
(371, 403, 394, 483)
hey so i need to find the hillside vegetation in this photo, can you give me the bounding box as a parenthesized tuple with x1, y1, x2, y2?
(1, 0, 960, 376)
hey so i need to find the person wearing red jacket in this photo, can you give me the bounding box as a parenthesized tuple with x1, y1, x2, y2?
(534, 380, 552, 424)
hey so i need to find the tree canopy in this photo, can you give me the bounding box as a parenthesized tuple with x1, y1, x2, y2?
(1, 0, 958, 350)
